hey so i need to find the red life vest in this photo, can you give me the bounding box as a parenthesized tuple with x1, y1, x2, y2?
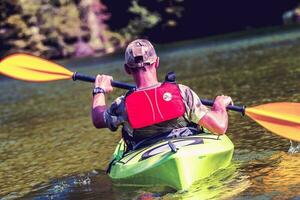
(125, 82, 186, 129)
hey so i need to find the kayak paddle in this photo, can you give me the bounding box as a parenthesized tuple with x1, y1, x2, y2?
(0, 53, 299, 142)
(201, 100, 300, 142)
(0, 53, 134, 89)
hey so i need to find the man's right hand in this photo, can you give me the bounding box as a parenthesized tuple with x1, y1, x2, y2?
(95, 74, 114, 94)
(199, 95, 233, 135)
(212, 95, 233, 111)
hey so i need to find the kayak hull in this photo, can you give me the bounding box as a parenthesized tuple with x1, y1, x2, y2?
(108, 134, 234, 191)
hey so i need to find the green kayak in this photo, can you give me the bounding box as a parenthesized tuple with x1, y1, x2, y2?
(108, 134, 234, 191)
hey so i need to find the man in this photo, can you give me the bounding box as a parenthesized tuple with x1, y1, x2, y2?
(92, 39, 233, 148)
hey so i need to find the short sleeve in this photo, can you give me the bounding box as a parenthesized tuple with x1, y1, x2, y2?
(179, 84, 209, 124)
(104, 96, 126, 132)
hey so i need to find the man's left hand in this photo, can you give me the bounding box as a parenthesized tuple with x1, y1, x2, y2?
(95, 74, 114, 94)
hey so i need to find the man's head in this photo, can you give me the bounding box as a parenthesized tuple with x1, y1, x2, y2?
(124, 39, 159, 75)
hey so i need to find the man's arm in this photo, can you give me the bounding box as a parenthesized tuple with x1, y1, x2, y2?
(199, 95, 233, 135)
(92, 75, 113, 129)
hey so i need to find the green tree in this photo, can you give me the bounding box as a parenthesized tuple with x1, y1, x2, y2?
(120, 0, 185, 40)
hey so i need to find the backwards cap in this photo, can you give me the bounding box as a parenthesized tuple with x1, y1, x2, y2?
(125, 39, 157, 68)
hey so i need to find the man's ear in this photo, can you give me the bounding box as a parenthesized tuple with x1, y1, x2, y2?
(154, 57, 160, 68)
(124, 64, 132, 75)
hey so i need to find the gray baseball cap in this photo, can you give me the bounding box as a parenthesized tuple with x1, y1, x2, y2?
(125, 39, 157, 68)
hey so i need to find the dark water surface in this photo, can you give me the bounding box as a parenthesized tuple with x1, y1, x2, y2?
(1, 30, 300, 199)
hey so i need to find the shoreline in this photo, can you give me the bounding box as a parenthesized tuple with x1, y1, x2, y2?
(1, 25, 300, 82)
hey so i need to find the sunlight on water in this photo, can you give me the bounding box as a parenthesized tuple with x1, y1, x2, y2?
(164, 164, 250, 200)
(1, 29, 300, 199)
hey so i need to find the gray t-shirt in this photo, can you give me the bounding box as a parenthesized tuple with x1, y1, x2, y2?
(103, 84, 208, 137)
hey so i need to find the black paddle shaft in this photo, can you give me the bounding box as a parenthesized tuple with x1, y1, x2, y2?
(73, 72, 245, 114)
(72, 72, 136, 90)
(200, 99, 245, 115)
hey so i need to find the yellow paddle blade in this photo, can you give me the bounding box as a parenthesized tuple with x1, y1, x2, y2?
(246, 102, 300, 142)
(0, 53, 73, 82)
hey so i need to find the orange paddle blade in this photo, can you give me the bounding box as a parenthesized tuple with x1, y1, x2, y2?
(246, 102, 300, 142)
(0, 53, 73, 82)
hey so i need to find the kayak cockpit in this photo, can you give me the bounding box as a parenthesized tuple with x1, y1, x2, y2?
(107, 134, 234, 190)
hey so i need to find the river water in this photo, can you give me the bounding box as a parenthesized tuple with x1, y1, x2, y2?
(1, 29, 300, 199)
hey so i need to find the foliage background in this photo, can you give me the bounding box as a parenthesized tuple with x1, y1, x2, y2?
(0, 0, 184, 59)
(0, 0, 298, 59)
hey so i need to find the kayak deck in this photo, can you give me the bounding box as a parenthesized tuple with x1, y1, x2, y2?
(108, 134, 234, 191)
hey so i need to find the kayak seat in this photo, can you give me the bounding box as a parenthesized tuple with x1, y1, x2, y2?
(140, 137, 203, 161)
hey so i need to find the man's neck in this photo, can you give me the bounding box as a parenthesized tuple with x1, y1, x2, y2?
(133, 66, 159, 89)
(135, 75, 159, 89)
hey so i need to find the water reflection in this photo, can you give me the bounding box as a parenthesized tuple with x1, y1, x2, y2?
(238, 152, 300, 199)
(23, 164, 249, 200)
(24, 171, 114, 200)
